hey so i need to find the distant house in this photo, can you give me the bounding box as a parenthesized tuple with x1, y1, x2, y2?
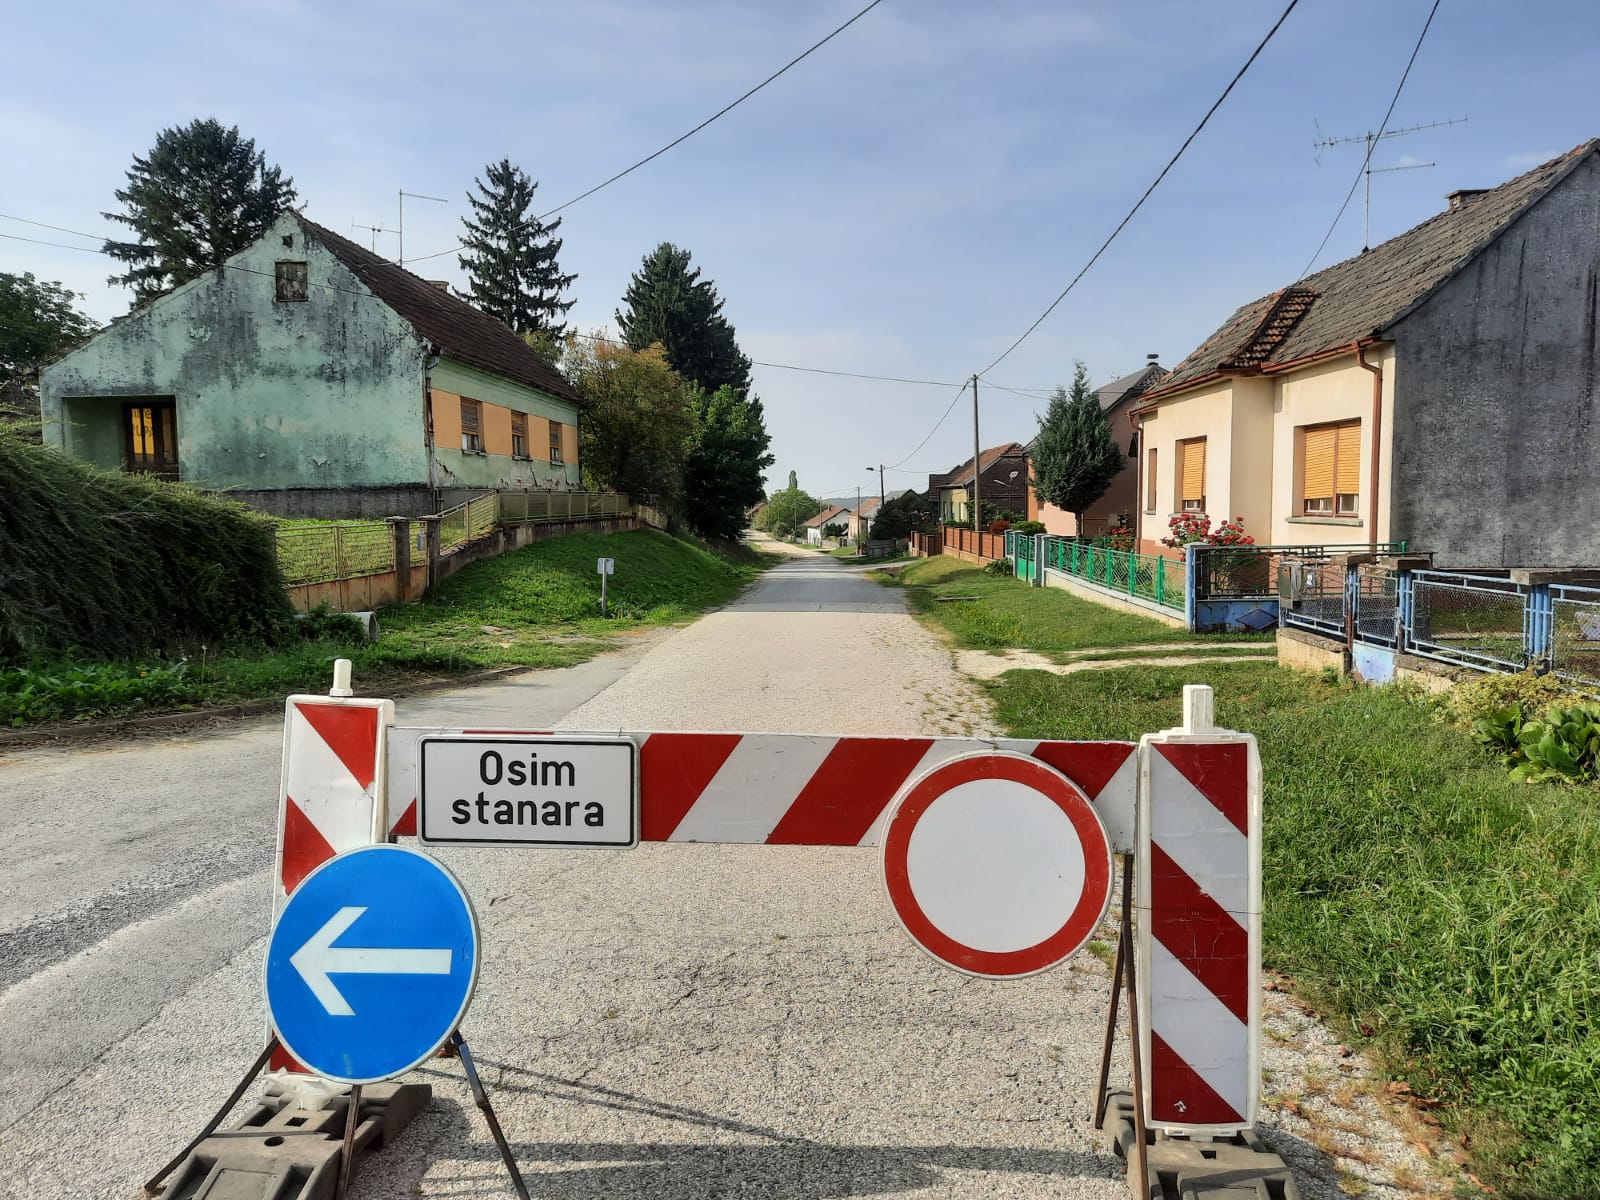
(747, 500, 768, 528)
(847, 496, 881, 543)
(1027, 360, 1166, 537)
(804, 505, 850, 545)
(1133, 139, 1600, 567)
(39, 212, 583, 518)
(928, 443, 1028, 525)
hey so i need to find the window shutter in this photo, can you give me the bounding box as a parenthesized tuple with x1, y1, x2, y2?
(511, 411, 526, 438)
(1334, 421, 1361, 495)
(461, 399, 481, 434)
(1302, 425, 1336, 502)
(1146, 447, 1157, 510)
(1180, 438, 1206, 503)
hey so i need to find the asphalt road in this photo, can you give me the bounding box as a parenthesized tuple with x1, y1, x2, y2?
(0, 539, 1417, 1198)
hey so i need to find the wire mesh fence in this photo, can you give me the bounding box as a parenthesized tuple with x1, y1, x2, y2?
(497, 491, 629, 523)
(273, 522, 396, 586)
(1280, 558, 1347, 638)
(1354, 563, 1399, 648)
(1406, 570, 1529, 671)
(1551, 583, 1600, 685)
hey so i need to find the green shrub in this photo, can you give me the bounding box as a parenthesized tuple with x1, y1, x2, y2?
(0, 660, 204, 726)
(1010, 520, 1045, 535)
(296, 603, 369, 645)
(1443, 668, 1574, 727)
(0, 429, 293, 660)
(983, 557, 1014, 577)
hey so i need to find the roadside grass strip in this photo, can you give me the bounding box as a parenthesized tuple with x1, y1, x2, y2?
(878, 557, 1271, 651)
(988, 659, 1600, 1200)
(1, 529, 763, 727)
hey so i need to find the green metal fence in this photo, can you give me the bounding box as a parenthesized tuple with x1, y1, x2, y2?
(1043, 537, 1185, 612)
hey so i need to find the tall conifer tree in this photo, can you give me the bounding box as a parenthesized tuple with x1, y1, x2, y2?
(103, 119, 296, 304)
(616, 243, 751, 397)
(458, 159, 576, 336)
(1030, 361, 1125, 532)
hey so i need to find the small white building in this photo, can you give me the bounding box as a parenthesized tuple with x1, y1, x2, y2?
(804, 505, 849, 545)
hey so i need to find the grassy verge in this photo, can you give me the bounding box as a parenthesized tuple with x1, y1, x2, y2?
(878, 556, 1270, 651)
(989, 658, 1600, 1200)
(2, 529, 762, 727)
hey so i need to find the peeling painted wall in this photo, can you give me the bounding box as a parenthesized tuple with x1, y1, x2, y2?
(427, 357, 581, 491)
(40, 214, 430, 490)
(1389, 154, 1600, 567)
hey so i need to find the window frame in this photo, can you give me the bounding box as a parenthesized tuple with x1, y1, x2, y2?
(510, 410, 528, 460)
(1297, 418, 1361, 519)
(1175, 436, 1206, 515)
(1145, 446, 1157, 513)
(460, 397, 484, 454)
(273, 260, 309, 303)
(549, 421, 564, 465)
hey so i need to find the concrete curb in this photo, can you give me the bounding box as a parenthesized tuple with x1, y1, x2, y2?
(0, 665, 534, 750)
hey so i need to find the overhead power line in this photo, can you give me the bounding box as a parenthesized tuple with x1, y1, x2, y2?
(975, 0, 1302, 379)
(1296, 0, 1443, 280)
(0, 212, 107, 242)
(401, 0, 886, 267)
(883, 380, 971, 471)
(750, 361, 963, 387)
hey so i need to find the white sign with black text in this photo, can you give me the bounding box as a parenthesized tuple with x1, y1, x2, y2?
(418, 736, 639, 848)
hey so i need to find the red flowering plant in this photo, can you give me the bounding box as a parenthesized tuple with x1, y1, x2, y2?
(1160, 515, 1265, 592)
(1090, 525, 1136, 553)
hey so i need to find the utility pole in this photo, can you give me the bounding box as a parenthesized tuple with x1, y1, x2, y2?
(1313, 116, 1465, 250)
(866, 464, 885, 511)
(397, 189, 448, 268)
(970, 375, 981, 530)
(855, 484, 862, 546)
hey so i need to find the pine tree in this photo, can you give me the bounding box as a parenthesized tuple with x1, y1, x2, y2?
(458, 159, 576, 337)
(682, 386, 775, 541)
(1030, 361, 1125, 532)
(616, 243, 751, 397)
(103, 119, 296, 304)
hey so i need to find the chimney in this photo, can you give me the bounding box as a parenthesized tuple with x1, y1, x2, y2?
(428, 280, 451, 292)
(1445, 188, 1486, 212)
(1146, 353, 1160, 364)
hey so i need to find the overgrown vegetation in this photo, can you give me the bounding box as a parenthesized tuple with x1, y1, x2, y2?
(0, 429, 293, 661)
(2, 528, 760, 727)
(878, 556, 1267, 651)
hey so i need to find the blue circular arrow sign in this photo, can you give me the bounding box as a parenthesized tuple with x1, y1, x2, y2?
(266, 845, 479, 1084)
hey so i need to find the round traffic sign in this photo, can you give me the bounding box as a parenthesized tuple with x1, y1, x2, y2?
(881, 751, 1112, 979)
(266, 845, 479, 1084)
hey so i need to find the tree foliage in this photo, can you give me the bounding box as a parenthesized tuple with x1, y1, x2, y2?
(870, 489, 935, 540)
(616, 243, 751, 397)
(0, 273, 96, 423)
(459, 159, 576, 337)
(1030, 361, 1124, 530)
(567, 334, 696, 511)
(103, 118, 296, 303)
(682, 386, 774, 542)
(757, 483, 825, 539)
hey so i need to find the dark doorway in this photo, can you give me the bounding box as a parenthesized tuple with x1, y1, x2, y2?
(122, 400, 178, 478)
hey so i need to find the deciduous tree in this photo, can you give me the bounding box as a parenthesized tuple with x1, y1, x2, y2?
(103, 118, 296, 303)
(566, 334, 695, 512)
(1030, 361, 1124, 533)
(459, 159, 576, 337)
(759, 484, 824, 539)
(0, 273, 96, 424)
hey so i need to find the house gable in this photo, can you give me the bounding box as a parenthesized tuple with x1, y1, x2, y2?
(39, 213, 430, 492)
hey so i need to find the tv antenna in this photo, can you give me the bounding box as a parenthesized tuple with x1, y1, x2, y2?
(350, 220, 395, 253)
(1314, 115, 1467, 249)
(397, 190, 447, 269)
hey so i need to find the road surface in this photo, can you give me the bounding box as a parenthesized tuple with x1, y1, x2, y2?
(0, 537, 1419, 1197)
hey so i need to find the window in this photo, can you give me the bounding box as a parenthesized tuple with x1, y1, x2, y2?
(122, 401, 178, 477)
(1145, 447, 1158, 512)
(511, 411, 528, 458)
(274, 261, 309, 302)
(461, 398, 483, 453)
(1176, 437, 1206, 513)
(549, 421, 564, 464)
(1300, 419, 1360, 517)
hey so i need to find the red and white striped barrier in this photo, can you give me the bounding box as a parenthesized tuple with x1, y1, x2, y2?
(385, 729, 1139, 851)
(1136, 685, 1262, 1135)
(271, 669, 393, 1075)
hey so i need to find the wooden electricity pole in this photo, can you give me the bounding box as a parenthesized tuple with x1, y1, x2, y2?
(970, 375, 981, 529)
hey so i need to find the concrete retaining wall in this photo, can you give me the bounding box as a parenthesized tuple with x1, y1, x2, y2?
(1042, 568, 1187, 629)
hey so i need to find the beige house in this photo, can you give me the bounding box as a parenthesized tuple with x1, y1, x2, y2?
(1133, 140, 1600, 567)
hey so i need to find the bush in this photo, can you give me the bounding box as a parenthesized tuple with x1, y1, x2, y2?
(1010, 520, 1045, 535)
(296, 604, 370, 646)
(1475, 701, 1600, 784)
(0, 429, 293, 660)
(1089, 525, 1135, 553)
(1442, 668, 1576, 727)
(983, 557, 1014, 577)
(987, 519, 1010, 534)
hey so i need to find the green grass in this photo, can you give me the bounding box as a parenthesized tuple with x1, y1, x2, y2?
(989, 659, 1600, 1200)
(879, 557, 1270, 651)
(2, 529, 762, 727)
(1047, 644, 1276, 665)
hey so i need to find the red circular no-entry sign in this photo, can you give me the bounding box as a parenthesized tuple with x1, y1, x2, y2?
(881, 751, 1113, 979)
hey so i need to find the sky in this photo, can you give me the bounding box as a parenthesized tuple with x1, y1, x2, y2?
(3, 0, 1597, 501)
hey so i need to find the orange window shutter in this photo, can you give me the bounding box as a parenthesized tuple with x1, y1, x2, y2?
(1146, 447, 1157, 509)
(1334, 420, 1361, 494)
(1180, 438, 1206, 502)
(1302, 425, 1336, 501)
(511, 411, 526, 438)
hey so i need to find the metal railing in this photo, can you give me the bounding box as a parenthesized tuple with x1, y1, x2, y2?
(1547, 582, 1600, 684)
(1280, 558, 1348, 638)
(1044, 537, 1185, 612)
(274, 521, 396, 586)
(1405, 570, 1530, 672)
(1353, 562, 1400, 649)
(1194, 542, 1406, 600)
(497, 490, 629, 524)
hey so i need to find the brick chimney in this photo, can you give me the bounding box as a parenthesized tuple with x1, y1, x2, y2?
(1445, 189, 1486, 212)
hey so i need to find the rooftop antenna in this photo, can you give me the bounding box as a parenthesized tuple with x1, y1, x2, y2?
(350, 220, 394, 253)
(1313, 115, 1466, 249)
(397, 190, 447, 269)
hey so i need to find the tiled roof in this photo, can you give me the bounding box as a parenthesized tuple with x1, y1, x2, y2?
(930, 442, 1026, 489)
(805, 505, 850, 527)
(299, 216, 582, 406)
(1144, 140, 1600, 401)
(855, 497, 882, 516)
(1094, 363, 1168, 411)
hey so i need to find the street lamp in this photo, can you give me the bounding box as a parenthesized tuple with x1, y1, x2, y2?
(866, 465, 885, 511)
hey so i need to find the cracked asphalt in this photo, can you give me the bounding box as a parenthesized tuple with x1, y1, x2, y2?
(0, 536, 1426, 1198)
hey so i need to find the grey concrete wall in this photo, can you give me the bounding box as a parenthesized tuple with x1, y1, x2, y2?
(1389, 152, 1600, 567)
(222, 485, 438, 519)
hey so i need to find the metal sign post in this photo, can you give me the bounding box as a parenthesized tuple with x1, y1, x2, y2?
(596, 556, 614, 616)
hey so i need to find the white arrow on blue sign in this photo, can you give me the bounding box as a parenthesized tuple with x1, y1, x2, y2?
(266, 844, 479, 1084)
